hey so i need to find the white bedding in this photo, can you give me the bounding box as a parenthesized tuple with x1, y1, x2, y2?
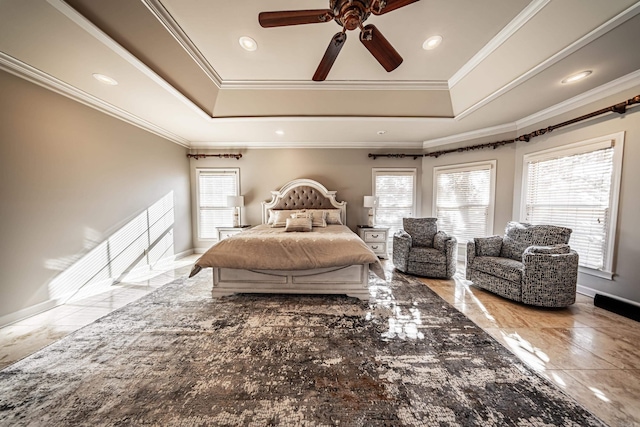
(190, 224, 385, 279)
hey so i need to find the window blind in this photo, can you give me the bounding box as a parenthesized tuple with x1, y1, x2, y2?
(197, 169, 238, 239)
(435, 165, 492, 243)
(373, 170, 416, 240)
(524, 147, 614, 270)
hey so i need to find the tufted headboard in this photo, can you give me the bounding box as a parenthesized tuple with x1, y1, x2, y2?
(261, 179, 347, 225)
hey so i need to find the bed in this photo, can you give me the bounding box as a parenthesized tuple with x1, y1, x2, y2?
(189, 179, 385, 300)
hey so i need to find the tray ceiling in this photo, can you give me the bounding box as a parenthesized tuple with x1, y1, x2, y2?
(1, 0, 639, 148)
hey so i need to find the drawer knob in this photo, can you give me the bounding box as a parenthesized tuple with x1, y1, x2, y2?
(372, 234, 379, 238)
(372, 245, 378, 249)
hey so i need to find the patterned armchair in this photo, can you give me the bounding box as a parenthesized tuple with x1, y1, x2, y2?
(393, 218, 457, 279)
(466, 221, 579, 307)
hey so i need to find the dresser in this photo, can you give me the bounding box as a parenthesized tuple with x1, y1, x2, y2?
(217, 225, 251, 241)
(357, 226, 389, 259)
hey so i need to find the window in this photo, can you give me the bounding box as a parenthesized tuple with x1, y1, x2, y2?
(196, 168, 239, 240)
(433, 161, 496, 244)
(372, 168, 417, 239)
(521, 132, 624, 277)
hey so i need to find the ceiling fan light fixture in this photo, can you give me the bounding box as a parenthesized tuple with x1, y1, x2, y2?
(239, 36, 258, 51)
(422, 35, 442, 50)
(561, 70, 592, 84)
(92, 73, 118, 85)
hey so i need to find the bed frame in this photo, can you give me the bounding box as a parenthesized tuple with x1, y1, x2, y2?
(211, 179, 370, 300)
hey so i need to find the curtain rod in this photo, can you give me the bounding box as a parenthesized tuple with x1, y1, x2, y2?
(187, 153, 242, 160)
(369, 94, 640, 160)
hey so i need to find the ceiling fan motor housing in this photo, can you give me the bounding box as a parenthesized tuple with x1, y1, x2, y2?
(331, 0, 372, 30)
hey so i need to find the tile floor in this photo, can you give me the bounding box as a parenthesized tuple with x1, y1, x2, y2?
(1, 256, 638, 426)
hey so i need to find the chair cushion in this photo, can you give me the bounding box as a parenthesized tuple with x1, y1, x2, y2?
(403, 218, 437, 248)
(407, 247, 446, 264)
(500, 222, 572, 261)
(472, 256, 523, 283)
(474, 235, 503, 257)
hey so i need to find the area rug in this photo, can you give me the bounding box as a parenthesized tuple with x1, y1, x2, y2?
(0, 267, 604, 426)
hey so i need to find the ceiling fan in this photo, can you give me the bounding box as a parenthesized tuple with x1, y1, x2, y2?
(258, 0, 420, 81)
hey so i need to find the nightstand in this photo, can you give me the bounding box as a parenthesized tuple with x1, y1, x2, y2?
(217, 225, 251, 241)
(357, 226, 389, 259)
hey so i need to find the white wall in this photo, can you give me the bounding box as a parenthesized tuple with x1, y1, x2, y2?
(0, 70, 193, 324)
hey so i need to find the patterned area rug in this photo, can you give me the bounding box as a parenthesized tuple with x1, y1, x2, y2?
(0, 267, 604, 426)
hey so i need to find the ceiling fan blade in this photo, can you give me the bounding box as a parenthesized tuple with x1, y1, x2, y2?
(259, 9, 333, 28)
(371, 0, 420, 15)
(359, 24, 403, 72)
(313, 32, 347, 82)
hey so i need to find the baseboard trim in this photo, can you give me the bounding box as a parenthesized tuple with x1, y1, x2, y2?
(0, 299, 64, 329)
(576, 285, 640, 307)
(0, 249, 196, 328)
(174, 249, 194, 259)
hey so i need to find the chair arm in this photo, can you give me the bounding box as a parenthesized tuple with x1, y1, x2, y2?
(392, 230, 412, 272)
(522, 249, 579, 307)
(466, 241, 476, 280)
(444, 236, 458, 279)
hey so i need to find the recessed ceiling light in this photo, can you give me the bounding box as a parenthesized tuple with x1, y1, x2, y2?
(275, 130, 284, 136)
(561, 70, 592, 84)
(422, 35, 442, 50)
(92, 73, 118, 85)
(377, 130, 387, 135)
(239, 36, 257, 51)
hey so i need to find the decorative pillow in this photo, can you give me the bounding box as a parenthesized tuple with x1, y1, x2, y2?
(271, 210, 302, 228)
(297, 210, 327, 228)
(433, 231, 449, 252)
(267, 209, 275, 224)
(324, 209, 343, 225)
(525, 244, 571, 255)
(403, 218, 437, 248)
(475, 235, 503, 257)
(285, 217, 312, 232)
(500, 222, 572, 260)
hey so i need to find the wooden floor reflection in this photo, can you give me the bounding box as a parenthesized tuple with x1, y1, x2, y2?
(420, 264, 640, 427)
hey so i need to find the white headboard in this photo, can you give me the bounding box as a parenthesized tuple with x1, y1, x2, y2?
(261, 179, 347, 225)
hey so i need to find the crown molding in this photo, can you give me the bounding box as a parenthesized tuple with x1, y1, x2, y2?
(454, 1, 640, 121)
(0, 52, 190, 148)
(219, 80, 450, 91)
(206, 115, 454, 124)
(190, 140, 425, 150)
(448, 0, 551, 89)
(48, 0, 211, 120)
(142, 0, 223, 88)
(422, 69, 640, 149)
(143, 1, 447, 92)
(516, 69, 640, 129)
(422, 123, 517, 149)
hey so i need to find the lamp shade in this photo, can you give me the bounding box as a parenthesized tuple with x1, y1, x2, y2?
(226, 195, 244, 207)
(363, 196, 378, 208)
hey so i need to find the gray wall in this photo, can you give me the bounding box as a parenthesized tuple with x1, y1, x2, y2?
(0, 70, 192, 324)
(190, 149, 423, 250)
